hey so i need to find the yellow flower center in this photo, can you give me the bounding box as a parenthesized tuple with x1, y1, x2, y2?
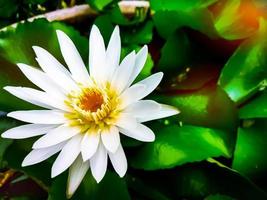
(65, 82, 120, 132)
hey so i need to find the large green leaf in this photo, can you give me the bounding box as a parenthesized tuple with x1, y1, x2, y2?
(239, 90, 267, 118)
(214, 0, 260, 40)
(153, 9, 217, 39)
(130, 124, 231, 170)
(0, 18, 88, 66)
(121, 20, 154, 45)
(218, 18, 267, 104)
(153, 86, 238, 131)
(158, 30, 191, 73)
(151, 0, 217, 39)
(232, 119, 267, 178)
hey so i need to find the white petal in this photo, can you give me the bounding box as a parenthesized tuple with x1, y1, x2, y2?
(22, 142, 65, 167)
(126, 45, 148, 87)
(4, 86, 69, 111)
(4, 86, 52, 109)
(138, 104, 180, 122)
(51, 134, 82, 178)
(56, 30, 90, 84)
(7, 110, 67, 124)
(67, 155, 90, 198)
(111, 51, 135, 94)
(2, 124, 57, 139)
(90, 142, 107, 183)
(115, 113, 137, 130)
(32, 125, 80, 149)
(134, 72, 163, 99)
(119, 123, 155, 142)
(33, 46, 79, 92)
(106, 26, 121, 81)
(123, 100, 161, 118)
(119, 84, 147, 109)
(108, 144, 127, 177)
(101, 126, 120, 153)
(17, 63, 66, 99)
(81, 131, 100, 161)
(89, 25, 106, 82)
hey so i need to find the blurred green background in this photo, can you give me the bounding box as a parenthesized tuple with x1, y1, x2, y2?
(1, 0, 267, 199)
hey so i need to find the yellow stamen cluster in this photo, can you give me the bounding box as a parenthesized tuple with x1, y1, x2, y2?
(65, 82, 121, 132)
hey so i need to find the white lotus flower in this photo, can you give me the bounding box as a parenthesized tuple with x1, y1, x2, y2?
(1, 25, 179, 197)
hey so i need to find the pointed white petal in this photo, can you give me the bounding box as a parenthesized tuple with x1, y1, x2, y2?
(4, 86, 69, 111)
(90, 142, 107, 183)
(138, 104, 180, 122)
(7, 110, 67, 124)
(32, 125, 80, 149)
(4, 86, 53, 109)
(119, 123, 155, 142)
(115, 113, 137, 130)
(33, 46, 79, 92)
(119, 84, 147, 109)
(89, 25, 106, 82)
(22, 142, 65, 167)
(126, 45, 148, 87)
(123, 100, 161, 118)
(67, 156, 90, 198)
(81, 131, 100, 161)
(106, 26, 121, 81)
(56, 30, 90, 84)
(108, 144, 127, 177)
(2, 124, 57, 139)
(134, 72, 163, 99)
(111, 51, 135, 94)
(101, 126, 120, 153)
(17, 63, 66, 99)
(51, 134, 82, 178)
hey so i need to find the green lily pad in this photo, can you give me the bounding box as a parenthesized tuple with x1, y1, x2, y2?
(158, 30, 191, 73)
(121, 20, 154, 45)
(218, 18, 267, 104)
(153, 9, 217, 39)
(130, 124, 231, 170)
(232, 119, 267, 178)
(153, 85, 238, 131)
(151, 0, 218, 39)
(239, 90, 267, 118)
